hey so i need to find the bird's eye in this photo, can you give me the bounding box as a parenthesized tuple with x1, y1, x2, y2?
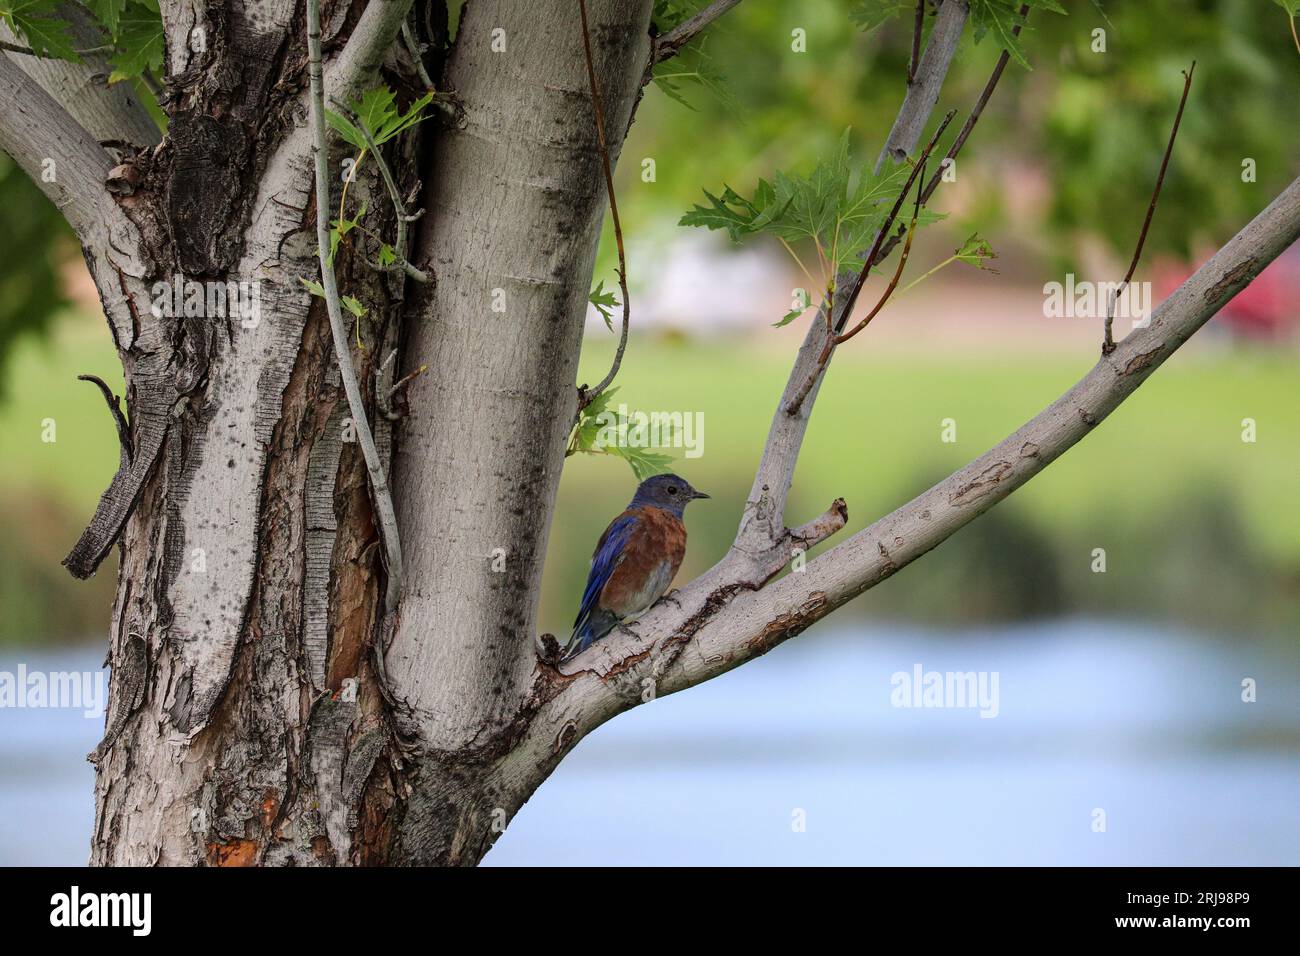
(667, 485, 678, 495)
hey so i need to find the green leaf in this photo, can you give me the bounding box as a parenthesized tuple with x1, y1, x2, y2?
(3, 0, 81, 61)
(652, 37, 737, 113)
(775, 287, 811, 327)
(609, 445, 676, 481)
(341, 295, 367, 319)
(84, 0, 126, 35)
(848, 0, 913, 33)
(588, 279, 620, 331)
(108, 0, 164, 83)
(299, 277, 326, 297)
(681, 129, 944, 279)
(329, 202, 367, 259)
(954, 232, 999, 271)
(335, 87, 433, 151)
(970, 0, 1034, 72)
(1273, 0, 1300, 16)
(325, 110, 368, 153)
(569, 386, 619, 455)
(378, 244, 397, 268)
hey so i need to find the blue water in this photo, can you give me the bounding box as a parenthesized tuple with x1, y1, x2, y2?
(2, 621, 1297, 866)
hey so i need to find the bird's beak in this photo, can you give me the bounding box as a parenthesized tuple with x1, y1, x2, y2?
(692, 489, 711, 500)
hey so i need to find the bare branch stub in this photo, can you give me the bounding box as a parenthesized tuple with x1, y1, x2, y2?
(77, 374, 133, 468)
(1103, 62, 1196, 356)
(653, 0, 745, 64)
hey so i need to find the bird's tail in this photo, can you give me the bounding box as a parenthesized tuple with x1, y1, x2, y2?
(560, 609, 617, 663)
(559, 626, 593, 664)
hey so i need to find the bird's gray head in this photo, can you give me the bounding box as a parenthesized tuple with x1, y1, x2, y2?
(630, 473, 710, 517)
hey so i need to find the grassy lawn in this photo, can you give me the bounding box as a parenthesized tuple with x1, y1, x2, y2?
(565, 332, 1300, 558)
(3, 311, 1297, 643)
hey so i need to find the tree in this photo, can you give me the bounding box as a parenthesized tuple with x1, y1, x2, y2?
(0, 0, 1295, 866)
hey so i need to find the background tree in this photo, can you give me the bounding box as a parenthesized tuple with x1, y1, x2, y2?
(0, 0, 1296, 865)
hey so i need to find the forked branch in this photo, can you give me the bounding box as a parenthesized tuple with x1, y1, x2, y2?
(545, 174, 1300, 765)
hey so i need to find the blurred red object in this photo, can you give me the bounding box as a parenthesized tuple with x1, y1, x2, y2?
(1154, 245, 1300, 340)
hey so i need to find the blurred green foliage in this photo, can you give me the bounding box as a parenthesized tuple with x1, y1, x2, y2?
(604, 0, 1299, 279)
(4, 0, 1297, 373)
(0, 155, 70, 393)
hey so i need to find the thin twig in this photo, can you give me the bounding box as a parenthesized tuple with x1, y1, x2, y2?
(575, 0, 629, 414)
(377, 348, 429, 421)
(0, 39, 111, 57)
(874, 4, 1030, 267)
(653, 0, 744, 64)
(1103, 61, 1195, 356)
(307, 0, 403, 613)
(402, 19, 436, 91)
(331, 98, 429, 283)
(77, 374, 132, 467)
(783, 117, 951, 417)
(907, 0, 925, 85)
(836, 111, 955, 336)
(836, 162, 925, 346)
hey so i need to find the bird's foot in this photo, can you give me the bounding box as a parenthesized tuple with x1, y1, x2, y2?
(660, 588, 684, 609)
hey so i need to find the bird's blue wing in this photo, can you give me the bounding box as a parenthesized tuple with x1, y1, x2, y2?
(567, 511, 640, 656)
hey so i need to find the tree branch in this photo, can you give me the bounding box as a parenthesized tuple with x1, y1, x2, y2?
(540, 174, 1300, 767)
(329, 0, 416, 106)
(653, 0, 744, 63)
(1, 3, 160, 146)
(308, 0, 404, 613)
(907, 0, 925, 85)
(715, 0, 990, 556)
(867, 3, 1029, 270)
(0, 52, 114, 240)
(875, 0, 968, 174)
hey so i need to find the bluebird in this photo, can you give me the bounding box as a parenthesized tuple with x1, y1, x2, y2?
(562, 473, 710, 661)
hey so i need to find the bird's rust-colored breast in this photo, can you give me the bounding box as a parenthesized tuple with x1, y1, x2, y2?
(599, 506, 687, 617)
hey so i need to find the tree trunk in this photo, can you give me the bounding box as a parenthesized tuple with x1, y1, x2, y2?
(87, 0, 652, 866)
